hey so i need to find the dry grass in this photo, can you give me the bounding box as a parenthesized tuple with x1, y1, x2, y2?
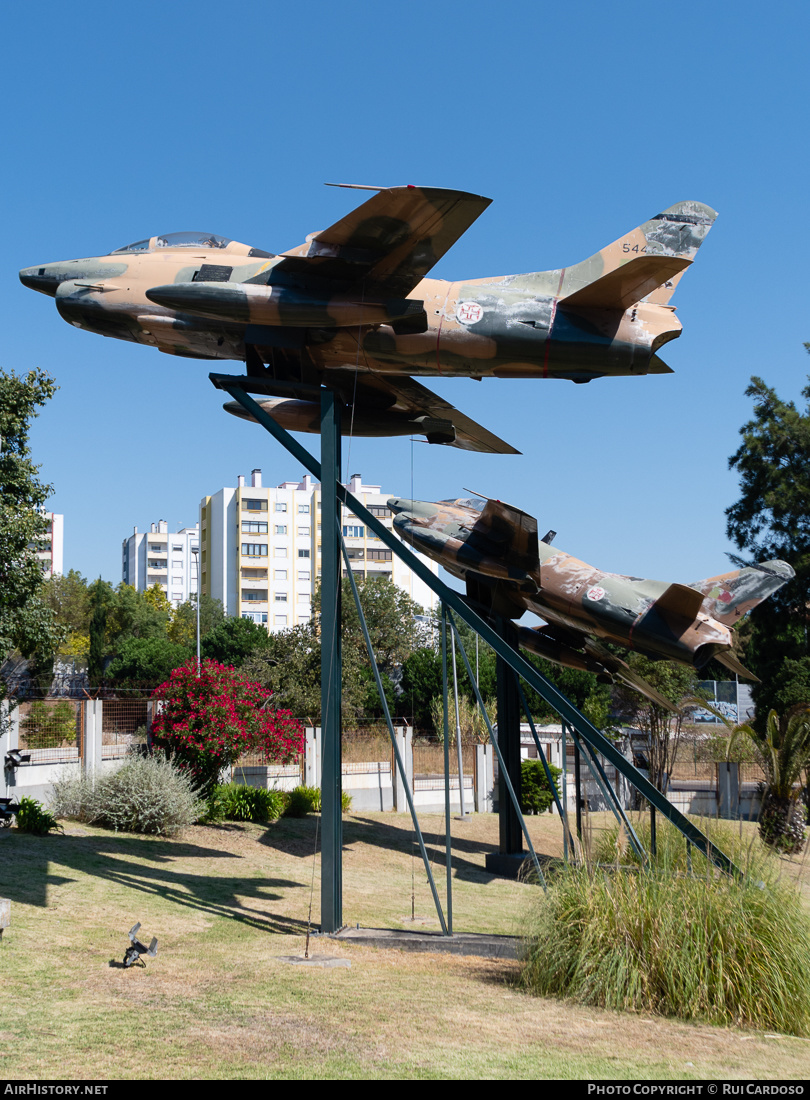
(0, 811, 809, 1078)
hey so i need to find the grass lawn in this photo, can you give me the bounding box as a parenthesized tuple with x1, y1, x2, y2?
(1, 810, 809, 1079)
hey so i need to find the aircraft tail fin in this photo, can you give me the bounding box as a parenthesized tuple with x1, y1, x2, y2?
(690, 560, 795, 626)
(553, 201, 717, 312)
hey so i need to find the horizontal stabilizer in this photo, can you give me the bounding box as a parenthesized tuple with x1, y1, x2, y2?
(649, 583, 706, 623)
(690, 559, 795, 626)
(560, 255, 690, 311)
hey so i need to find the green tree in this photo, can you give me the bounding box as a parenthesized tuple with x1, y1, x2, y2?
(167, 594, 224, 648)
(318, 574, 426, 674)
(725, 370, 810, 723)
(87, 579, 113, 685)
(201, 615, 271, 666)
(241, 621, 367, 720)
(0, 370, 62, 667)
(106, 636, 193, 689)
(42, 569, 92, 657)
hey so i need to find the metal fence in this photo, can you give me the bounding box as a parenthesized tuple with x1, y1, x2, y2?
(17, 698, 82, 765)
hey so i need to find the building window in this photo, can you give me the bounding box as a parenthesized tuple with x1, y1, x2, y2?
(343, 525, 365, 538)
(347, 548, 364, 560)
(274, 593, 288, 602)
(241, 543, 268, 557)
(242, 499, 267, 512)
(274, 569, 287, 581)
(298, 570, 310, 581)
(274, 525, 288, 535)
(298, 504, 310, 514)
(275, 503, 287, 512)
(298, 615, 310, 624)
(298, 549, 310, 559)
(297, 593, 310, 605)
(242, 611, 268, 624)
(242, 567, 267, 579)
(367, 550, 393, 561)
(275, 547, 287, 558)
(242, 590, 268, 602)
(367, 505, 391, 517)
(242, 521, 268, 534)
(274, 614, 287, 626)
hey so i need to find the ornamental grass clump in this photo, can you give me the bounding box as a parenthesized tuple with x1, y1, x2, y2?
(521, 832, 810, 1036)
(151, 659, 305, 795)
(206, 782, 285, 823)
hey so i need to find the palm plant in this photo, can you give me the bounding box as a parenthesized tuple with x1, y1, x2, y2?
(729, 707, 810, 854)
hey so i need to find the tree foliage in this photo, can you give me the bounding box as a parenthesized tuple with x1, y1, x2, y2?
(726, 370, 810, 722)
(0, 369, 61, 665)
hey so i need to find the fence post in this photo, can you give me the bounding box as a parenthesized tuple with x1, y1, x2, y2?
(474, 744, 494, 813)
(717, 761, 740, 819)
(393, 725, 413, 811)
(305, 727, 319, 788)
(82, 700, 103, 782)
(1, 701, 19, 799)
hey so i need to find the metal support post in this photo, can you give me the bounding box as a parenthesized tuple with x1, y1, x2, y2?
(341, 535, 448, 933)
(320, 390, 342, 934)
(441, 604, 453, 932)
(448, 612, 546, 890)
(494, 617, 522, 859)
(574, 736, 583, 844)
(450, 629, 467, 818)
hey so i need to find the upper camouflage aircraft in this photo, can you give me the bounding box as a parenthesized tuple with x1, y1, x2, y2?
(20, 185, 716, 453)
(388, 495, 793, 708)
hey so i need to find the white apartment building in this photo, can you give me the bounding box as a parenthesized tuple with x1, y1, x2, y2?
(36, 512, 63, 578)
(122, 520, 200, 607)
(200, 470, 439, 631)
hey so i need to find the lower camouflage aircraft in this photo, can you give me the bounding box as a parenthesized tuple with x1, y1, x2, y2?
(387, 495, 794, 708)
(20, 185, 716, 454)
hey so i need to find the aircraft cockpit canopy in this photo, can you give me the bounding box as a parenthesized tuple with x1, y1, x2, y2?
(110, 232, 232, 254)
(450, 497, 487, 513)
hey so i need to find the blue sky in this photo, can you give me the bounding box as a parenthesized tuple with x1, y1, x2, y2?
(4, 0, 809, 593)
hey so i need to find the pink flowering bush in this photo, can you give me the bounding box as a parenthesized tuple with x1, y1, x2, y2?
(150, 659, 304, 794)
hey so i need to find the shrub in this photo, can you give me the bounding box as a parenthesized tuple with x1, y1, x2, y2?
(15, 796, 62, 835)
(522, 826, 810, 1035)
(520, 759, 561, 815)
(207, 783, 285, 823)
(150, 659, 304, 795)
(283, 786, 352, 817)
(51, 754, 202, 835)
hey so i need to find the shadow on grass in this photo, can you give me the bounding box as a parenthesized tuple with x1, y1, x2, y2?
(0, 829, 310, 935)
(258, 813, 553, 886)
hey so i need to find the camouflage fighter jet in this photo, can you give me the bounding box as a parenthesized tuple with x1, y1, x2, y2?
(387, 495, 794, 708)
(20, 186, 716, 455)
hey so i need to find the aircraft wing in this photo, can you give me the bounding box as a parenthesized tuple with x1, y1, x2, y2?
(271, 186, 492, 297)
(328, 371, 521, 454)
(223, 370, 520, 455)
(582, 638, 678, 711)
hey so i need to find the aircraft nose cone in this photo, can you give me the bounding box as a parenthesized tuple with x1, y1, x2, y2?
(19, 265, 60, 296)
